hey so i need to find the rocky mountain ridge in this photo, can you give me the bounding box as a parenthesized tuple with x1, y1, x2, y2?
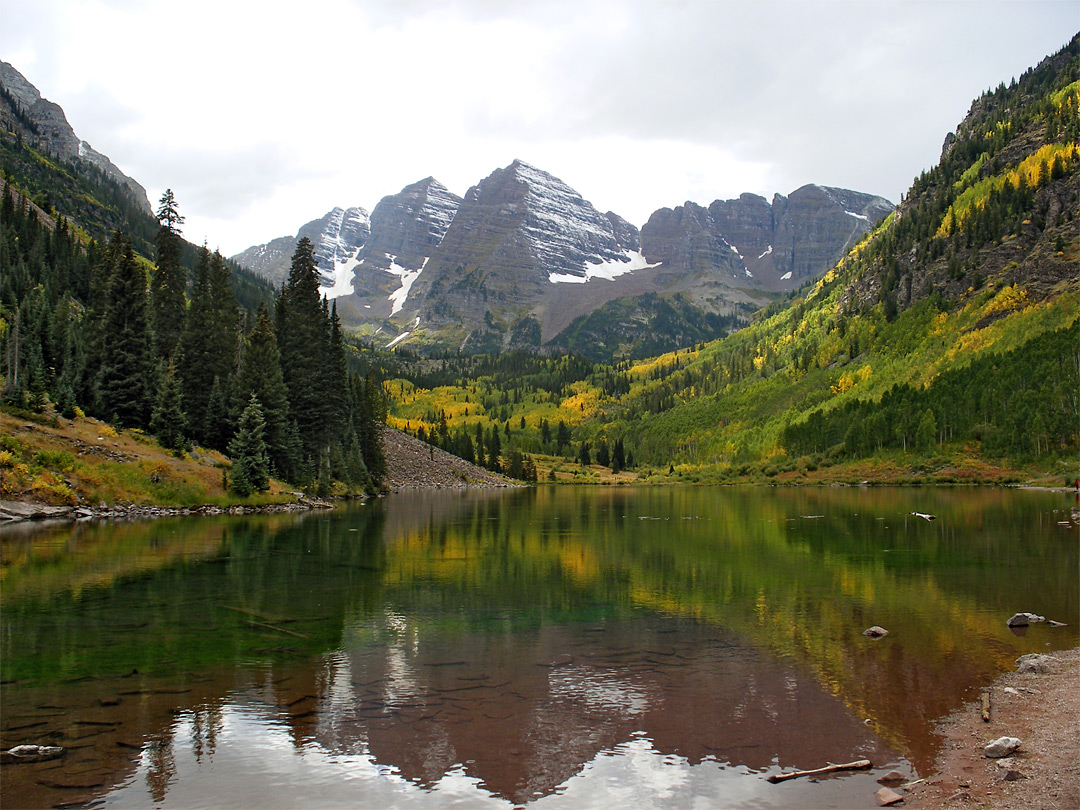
(235, 160, 892, 358)
(0, 61, 151, 215)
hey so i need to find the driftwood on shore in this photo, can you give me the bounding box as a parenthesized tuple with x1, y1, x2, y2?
(767, 759, 873, 783)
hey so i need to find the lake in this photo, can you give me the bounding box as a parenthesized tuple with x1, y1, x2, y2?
(2, 486, 1076, 809)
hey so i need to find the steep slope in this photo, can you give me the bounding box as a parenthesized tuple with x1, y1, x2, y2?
(0, 61, 151, 216)
(401, 160, 648, 352)
(334, 177, 462, 326)
(592, 33, 1080, 474)
(0, 62, 275, 311)
(232, 206, 371, 290)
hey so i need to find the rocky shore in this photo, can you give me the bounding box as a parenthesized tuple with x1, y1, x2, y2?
(903, 647, 1079, 809)
(0, 497, 334, 524)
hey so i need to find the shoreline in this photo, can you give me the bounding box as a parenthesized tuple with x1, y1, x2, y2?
(0, 496, 336, 526)
(903, 646, 1080, 809)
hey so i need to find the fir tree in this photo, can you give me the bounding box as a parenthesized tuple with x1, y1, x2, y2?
(228, 394, 270, 497)
(150, 358, 188, 451)
(96, 233, 153, 428)
(202, 375, 232, 451)
(278, 238, 333, 463)
(150, 189, 186, 361)
(234, 303, 297, 479)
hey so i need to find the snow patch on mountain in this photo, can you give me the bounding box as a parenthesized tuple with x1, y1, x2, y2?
(387, 331, 411, 349)
(845, 210, 869, 221)
(757, 245, 773, 259)
(385, 255, 428, 315)
(313, 207, 370, 293)
(323, 250, 362, 299)
(548, 250, 660, 284)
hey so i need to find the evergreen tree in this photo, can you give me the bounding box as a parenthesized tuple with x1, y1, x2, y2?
(180, 248, 239, 444)
(96, 233, 153, 428)
(612, 438, 625, 473)
(228, 394, 270, 497)
(234, 303, 297, 479)
(556, 420, 571, 455)
(345, 430, 372, 492)
(202, 375, 232, 451)
(150, 358, 188, 451)
(485, 426, 502, 473)
(578, 440, 591, 466)
(595, 440, 610, 468)
(278, 238, 332, 463)
(149, 189, 186, 361)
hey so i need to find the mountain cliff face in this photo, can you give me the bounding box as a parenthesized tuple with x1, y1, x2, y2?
(236, 159, 894, 358)
(400, 160, 651, 350)
(0, 61, 151, 215)
(232, 206, 370, 289)
(642, 185, 893, 290)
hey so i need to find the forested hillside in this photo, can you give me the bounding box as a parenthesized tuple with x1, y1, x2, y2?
(0, 185, 387, 499)
(384, 35, 1079, 484)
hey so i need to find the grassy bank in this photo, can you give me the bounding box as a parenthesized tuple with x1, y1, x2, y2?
(0, 408, 296, 508)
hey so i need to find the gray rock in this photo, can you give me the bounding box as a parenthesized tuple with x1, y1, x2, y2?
(863, 625, 890, 638)
(984, 736, 1022, 758)
(1007, 612, 1045, 627)
(1048, 619, 1067, 627)
(1015, 654, 1054, 674)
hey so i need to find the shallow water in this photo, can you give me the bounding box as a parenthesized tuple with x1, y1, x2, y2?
(2, 486, 1076, 809)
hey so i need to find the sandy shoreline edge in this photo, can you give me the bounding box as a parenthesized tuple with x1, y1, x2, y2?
(902, 646, 1079, 809)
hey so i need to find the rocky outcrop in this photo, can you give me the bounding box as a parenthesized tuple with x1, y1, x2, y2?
(643, 185, 893, 291)
(407, 160, 644, 330)
(0, 61, 151, 214)
(334, 178, 463, 323)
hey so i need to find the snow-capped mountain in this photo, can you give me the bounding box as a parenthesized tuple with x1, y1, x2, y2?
(232, 206, 370, 290)
(402, 160, 647, 343)
(234, 159, 893, 357)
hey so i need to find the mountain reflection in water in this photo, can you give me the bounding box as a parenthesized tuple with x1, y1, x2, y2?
(1, 486, 1076, 809)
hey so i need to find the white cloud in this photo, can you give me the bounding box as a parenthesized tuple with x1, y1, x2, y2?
(1, 0, 1076, 255)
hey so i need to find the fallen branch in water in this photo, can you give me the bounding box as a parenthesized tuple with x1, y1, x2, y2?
(767, 759, 873, 784)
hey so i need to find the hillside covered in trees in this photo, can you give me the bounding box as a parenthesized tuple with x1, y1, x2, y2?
(1, 183, 387, 498)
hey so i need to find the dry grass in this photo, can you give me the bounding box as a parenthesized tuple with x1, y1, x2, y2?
(0, 408, 294, 507)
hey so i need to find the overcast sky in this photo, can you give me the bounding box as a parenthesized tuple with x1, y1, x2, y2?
(1, 0, 1075, 256)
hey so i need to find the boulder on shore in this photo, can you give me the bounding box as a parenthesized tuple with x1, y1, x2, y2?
(984, 736, 1022, 758)
(1015, 653, 1055, 674)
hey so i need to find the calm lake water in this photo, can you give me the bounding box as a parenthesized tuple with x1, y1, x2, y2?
(2, 486, 1077, 809)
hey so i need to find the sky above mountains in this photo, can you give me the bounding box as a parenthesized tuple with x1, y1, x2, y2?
(1, 0, 1075, 256)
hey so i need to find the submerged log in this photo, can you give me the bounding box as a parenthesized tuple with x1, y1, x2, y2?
(767, 759, 873, 783)
(981, 689, 991, 722)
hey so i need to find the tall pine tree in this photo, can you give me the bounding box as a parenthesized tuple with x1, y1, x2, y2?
(149, 189, 186, 362)
(95, 232, 153, 427)
(277, 237, 332, 465)
(234, 303, 298, 479)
